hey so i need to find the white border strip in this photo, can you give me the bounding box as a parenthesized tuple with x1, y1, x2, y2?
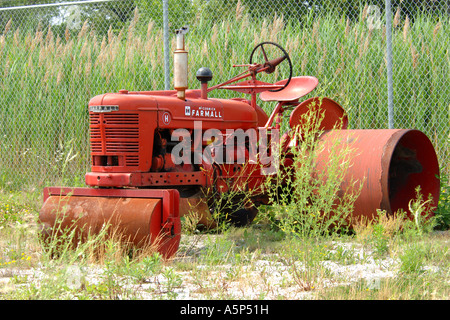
(0, 0, 123, 11)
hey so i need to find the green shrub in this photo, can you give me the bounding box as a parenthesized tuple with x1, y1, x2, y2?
(264, 102, 362, 239)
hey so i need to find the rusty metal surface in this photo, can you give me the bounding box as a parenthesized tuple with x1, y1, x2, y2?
(289, 97, 348, 132)
(313, 129, 440, 223)
(85, 171, 207, 188)
(39, 195, 180, 258)
(179, 196, 216, 229)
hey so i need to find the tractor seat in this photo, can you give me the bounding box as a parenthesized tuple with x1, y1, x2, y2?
(259, 76, 318, 102)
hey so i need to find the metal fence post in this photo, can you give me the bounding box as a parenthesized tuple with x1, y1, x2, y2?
(163, 0, 170, 90)
(385, 0, 394, 129)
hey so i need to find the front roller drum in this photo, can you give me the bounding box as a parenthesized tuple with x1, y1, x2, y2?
(39, 188, 181, 259)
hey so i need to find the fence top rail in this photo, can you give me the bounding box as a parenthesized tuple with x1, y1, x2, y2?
(0, 0, 125, 12)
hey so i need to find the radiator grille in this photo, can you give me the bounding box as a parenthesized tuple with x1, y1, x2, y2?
(103, 113, 139, 125)
(89, 113, 140, 167)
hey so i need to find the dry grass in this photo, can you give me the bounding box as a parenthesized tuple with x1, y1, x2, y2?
(0, 198, 448, 300)
(0, 12, 448, 189)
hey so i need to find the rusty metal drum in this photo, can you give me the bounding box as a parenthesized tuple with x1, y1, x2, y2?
(39, 188, 181, 259)
(313, 129, 440, 223)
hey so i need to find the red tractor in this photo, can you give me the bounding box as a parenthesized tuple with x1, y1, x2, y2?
(39, 29, 440, 258)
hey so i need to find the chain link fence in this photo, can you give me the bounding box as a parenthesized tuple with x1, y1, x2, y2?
(0, 0, 448, 191)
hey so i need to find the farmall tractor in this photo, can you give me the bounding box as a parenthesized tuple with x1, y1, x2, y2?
(39, 29, 440, 258)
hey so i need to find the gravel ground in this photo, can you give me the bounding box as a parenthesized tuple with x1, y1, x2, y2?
(0, 233, 447, 299)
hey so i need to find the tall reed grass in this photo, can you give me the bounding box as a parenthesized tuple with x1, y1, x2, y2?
(0, 10, 448, 189)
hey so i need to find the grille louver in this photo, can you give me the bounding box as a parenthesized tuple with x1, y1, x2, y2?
(90, 113, 140, 167)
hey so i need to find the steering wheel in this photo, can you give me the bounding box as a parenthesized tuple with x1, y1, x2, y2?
(249, 42, 293, 92)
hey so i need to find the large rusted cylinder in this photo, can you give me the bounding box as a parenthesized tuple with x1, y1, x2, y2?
(313, 129, 440, 222)
(40, 196, 180, 258)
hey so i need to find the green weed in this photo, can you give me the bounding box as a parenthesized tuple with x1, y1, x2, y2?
(264, 102, 361, 240)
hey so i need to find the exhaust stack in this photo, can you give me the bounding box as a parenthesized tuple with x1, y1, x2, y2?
(174, 27, 189, 100)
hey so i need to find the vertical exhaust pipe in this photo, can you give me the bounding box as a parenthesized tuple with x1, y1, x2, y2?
(174, 26, 189, 100)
